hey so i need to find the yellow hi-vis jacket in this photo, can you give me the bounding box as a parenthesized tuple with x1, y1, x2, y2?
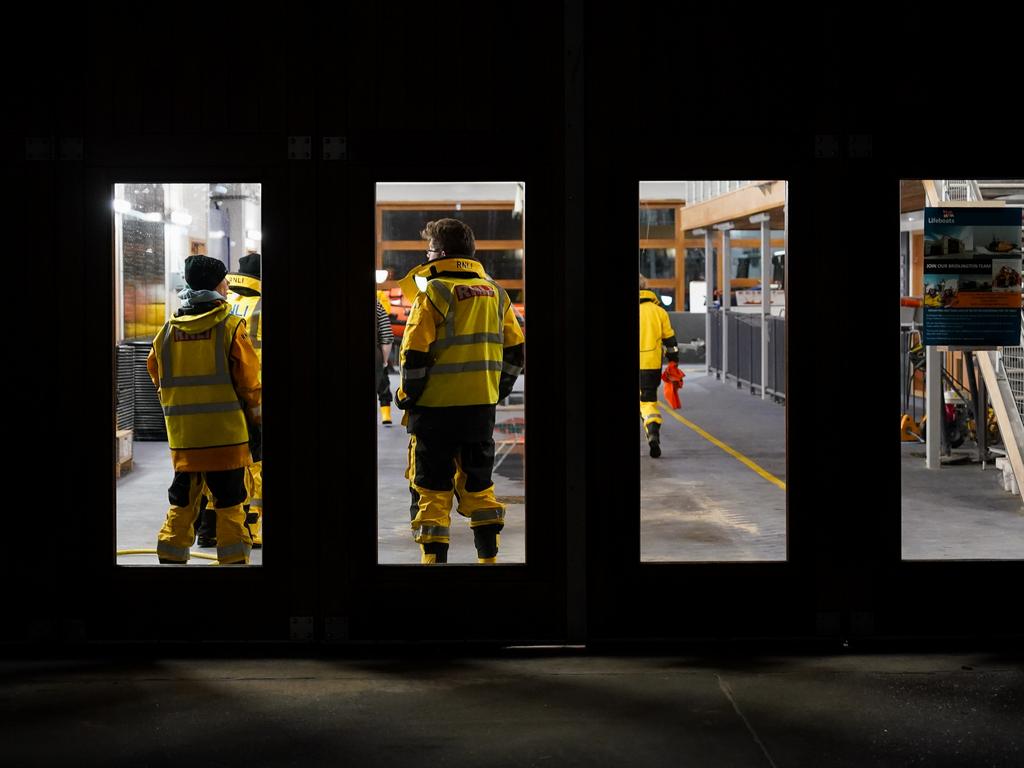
(400, 256, 525, 407)
(150, 303, 256, 461)
(640, 289, 675, 369)
(226, 272, 262, 371)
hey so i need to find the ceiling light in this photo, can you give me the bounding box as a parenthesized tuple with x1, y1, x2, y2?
(375, 270, 389, 284)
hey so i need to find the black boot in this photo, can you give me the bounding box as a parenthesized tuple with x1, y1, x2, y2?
(421, 541, 449, 564)
(647, 422, 661, 458)
(196, 500, 217, 548)
(245, 507, 261, 550)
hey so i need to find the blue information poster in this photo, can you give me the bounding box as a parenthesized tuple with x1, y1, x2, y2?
(923, 207, 1022, 346)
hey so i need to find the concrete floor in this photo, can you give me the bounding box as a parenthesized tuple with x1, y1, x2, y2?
(377, 375, 526, 564)
(115, 370, 1024, 566)
(116, 443, 263, 567)
(901, 443, 1024, 559)
(641, 369, 787, 562)
(2, 652, 1021, 767)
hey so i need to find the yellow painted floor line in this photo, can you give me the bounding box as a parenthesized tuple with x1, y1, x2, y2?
(657, 402, 787, 491)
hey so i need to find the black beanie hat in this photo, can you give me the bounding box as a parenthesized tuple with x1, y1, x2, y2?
(184, 255, 228, 291)
(237, 252, 262, 279)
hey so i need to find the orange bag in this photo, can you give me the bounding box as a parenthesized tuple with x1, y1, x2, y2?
(661, 361, 684, 409)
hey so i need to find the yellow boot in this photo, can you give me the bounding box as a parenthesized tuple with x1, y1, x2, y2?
(381, 405, 392, 425)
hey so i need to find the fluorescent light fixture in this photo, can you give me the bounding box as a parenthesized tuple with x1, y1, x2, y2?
(660, 295, 673, 307)
(375, 270, 389, 284)
(907, 215, 915, 221)
(246, 229, 263, 241)
(214, 184, 228, 194)
(749, 213, 771, 223)
(143, 212, 163, 222)
(713, 222, 734, 231)
(774, 250, 785, 256)
(692, 228, 707, 235)
(170, 210, 193, 226)
(414, 276, 428, 292)
(209, 230, 225, 239)
(113, 199, 131, 214)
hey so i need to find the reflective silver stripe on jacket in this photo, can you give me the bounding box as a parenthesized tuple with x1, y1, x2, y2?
(429, 360, 503, 375)
(415, 524, 450, 540)
(429, 282, 458, 340)
(471, 509, 505, 524)
(162, 401, 243, 417)
(156, 541, 190, 561)
(501, 363, 523, 376)
(431, 332, 503, 349)
(160, 317, 233, 388)
(486, 280, 506, 327)
(217, 541, 252, 561)
(402, 367, 428, 380)
(249, 498, 263, 508)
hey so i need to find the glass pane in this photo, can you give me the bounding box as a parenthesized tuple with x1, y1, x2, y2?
(115, 182, 263, 567)
(477, 249, 524, 280)
(639, 180, 787, 562)
(382, 250, 426, 281)
(376, 183, 527, 565)
(901, 181, 1024, 560)
(684, 249, 708, 311)
(639, 248, 676, 279)
(639, 207, 676, 239)
(731, 248, 762, 280)
(652, 288, 677, 310)
(382, 208, 523, 241)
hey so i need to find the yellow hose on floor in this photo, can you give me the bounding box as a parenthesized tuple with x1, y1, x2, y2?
(116, 548, 220, 563)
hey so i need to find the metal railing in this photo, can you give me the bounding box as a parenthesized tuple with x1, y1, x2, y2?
(999, 310, 1024, 421)
(940, 179, 983, 202)
(683, 180, 752, 206)
(707, 309, 785, 399)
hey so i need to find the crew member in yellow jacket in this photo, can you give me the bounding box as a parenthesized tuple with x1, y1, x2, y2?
(147, 255, 262, 565)
(639, 273, 679, 458)
(395, 219, 525, 564)
(195, 253, 264, 549)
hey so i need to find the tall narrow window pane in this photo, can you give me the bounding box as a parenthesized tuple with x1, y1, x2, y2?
(639, 181, 787, 562)
(115, 182, 264, 567)
(376, 182, 527, 565)
(900, 178, 1024, 560)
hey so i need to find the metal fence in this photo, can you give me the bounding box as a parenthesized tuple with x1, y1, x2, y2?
(682, 180, 752, 205)
(1001, 344, 1024, 421)
(940, 179, 983, 202)
(707, 309, 785, 399)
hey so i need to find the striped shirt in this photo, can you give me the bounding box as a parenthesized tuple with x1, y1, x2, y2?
(376, 301, 394, 345)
